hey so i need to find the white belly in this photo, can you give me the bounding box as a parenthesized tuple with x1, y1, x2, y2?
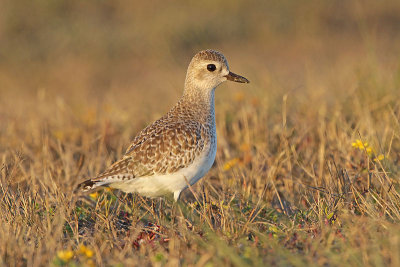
(110, 140, 217, 199)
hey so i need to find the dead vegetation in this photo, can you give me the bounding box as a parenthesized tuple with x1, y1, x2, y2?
(1, 1, 400, 266)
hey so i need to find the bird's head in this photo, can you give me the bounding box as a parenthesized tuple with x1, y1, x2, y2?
(184, 49, 249, 93)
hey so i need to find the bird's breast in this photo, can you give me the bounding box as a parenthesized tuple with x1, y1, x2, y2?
(183, 131, 217, 185)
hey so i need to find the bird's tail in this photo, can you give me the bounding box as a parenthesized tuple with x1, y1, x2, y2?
(77, 179, 99, 192)
(77, 157, 134, 193)
(76, 176, 114, 192)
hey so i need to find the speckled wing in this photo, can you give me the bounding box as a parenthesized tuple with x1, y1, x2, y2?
(80, 119, 207, 190)
(125, 119, 207, 175)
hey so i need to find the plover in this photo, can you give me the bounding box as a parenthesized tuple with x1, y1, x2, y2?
(78, 49, 249, 200)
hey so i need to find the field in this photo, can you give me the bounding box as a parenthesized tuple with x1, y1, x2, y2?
(2, 1, 400, 266)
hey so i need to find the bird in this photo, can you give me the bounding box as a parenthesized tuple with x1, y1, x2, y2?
(78, 49, 249, 201)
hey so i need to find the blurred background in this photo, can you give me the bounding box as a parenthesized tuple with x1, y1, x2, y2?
(1, 0, 400, 115)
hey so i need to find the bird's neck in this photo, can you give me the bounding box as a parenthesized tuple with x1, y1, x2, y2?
(176, 85, 216, 124)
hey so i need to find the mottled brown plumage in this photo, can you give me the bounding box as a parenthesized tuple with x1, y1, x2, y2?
(78, 49, 249, 200)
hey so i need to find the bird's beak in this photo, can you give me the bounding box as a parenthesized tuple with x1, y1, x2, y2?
(225, 71, 250, 83)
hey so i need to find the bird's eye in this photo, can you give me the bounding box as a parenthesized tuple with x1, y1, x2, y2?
(207, 64, 216, 72)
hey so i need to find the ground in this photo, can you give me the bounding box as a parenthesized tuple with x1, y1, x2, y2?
(1, 1, 400, 266)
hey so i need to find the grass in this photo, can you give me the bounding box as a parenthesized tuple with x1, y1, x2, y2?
(2, 0, 400, 266)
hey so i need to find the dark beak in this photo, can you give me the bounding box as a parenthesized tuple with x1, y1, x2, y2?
(225, 71, 250, 83)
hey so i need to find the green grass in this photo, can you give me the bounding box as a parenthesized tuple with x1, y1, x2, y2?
(2, 1, 400, 266)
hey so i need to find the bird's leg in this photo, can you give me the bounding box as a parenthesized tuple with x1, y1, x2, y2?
(150, 199, 157, 219)
(158, 197, 163, 221)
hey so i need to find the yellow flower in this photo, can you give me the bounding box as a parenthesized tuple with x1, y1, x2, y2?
(223, 158, 239, 171)
(374, 154, 385, 162)
(53, 130, 65, 141)
(352, 139, 374, 155)
(352, 139, 368, 149)
(89, 192, 99, 200)
(366, 147, 373, 155)
(79, 244, 94, 258)
(57, 250, 74, 262)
